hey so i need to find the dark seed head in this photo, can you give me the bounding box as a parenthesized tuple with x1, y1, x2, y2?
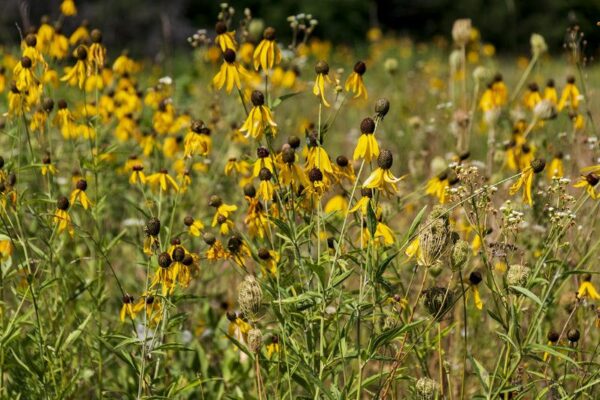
(215, 21, 227, 35)
(459, 150, 470, 161)
(226, 311, 237, 321)
(217, 214, 227, 224)
(259, 167, 272, 181)
(567, 75, 576, 84)
(353, 61, 366, 75)
(263, 27, 276, 41)
(361, 187, 373, 198)
(546, 78, 555, 88)
(57, 196, 69, 211)
(528, 82, 539, 92)
(582, 273, 592, 282)
(145, 217, 161, 236)
(183, 254, 194, 266)
(567, 328, 580, 343)
(208, 195, 222, 208)
(8, 173, 16, 187)
(377, 149, 393, 170)
(469, 271, 482, 285)
(531, 158, 546, 174)
(554, 151, 563, 159)
(75, 45, 88, 61)
(146, 295, 155, 305)
(547, 330, 560, 342)
(585, 173, 599, 187)
(76, 179, 87, 191)
(191, 120, 204, 133)
(172, 246, 185, 262)
(308, 168, 323, 183)
(91, 29, 102, 43)
(327, 237, 336, 249)
(360, 117, 375, 134)
(227, 234, 243, 253)
(203, 232, 216, 246)
(251, 90, 265, 107)
(122, 294, 133, 304)
(0, 156, 5, 169)
(158, 252, 172, 268)
(288, 135, 300, 149)
(493, 73, 503, 82)
(184, 216, 194, 226)
(42, 98, 54, 112)
(258, 248, 271, 260)
(375, 98, 390, 117)
(21, 57, 32, 69)
(282, 148, 296, 164)
(25, 34, 37, 47)
(336, 155, 349, 167)
(243, 184, 256, 198)
(223, 49, 236, 64)
(257, 146, 269, 158)
(315, 60, 329, 75)
(58, 99, 68, 110)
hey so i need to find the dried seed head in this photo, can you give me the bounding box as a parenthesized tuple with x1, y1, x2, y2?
(25, 34, 37, 47)
(227, 234, 243, 253)
(238, 275, 263, 319)
(243, 183, 256, 198)
(145, 217, 161, 236)
(452, 19, 472, 46)
(507, 264, 530, 287)
(374, 98, 390, 117)
(251, 90, 265, 106)
(158, 252, 172, 268)
(203, 232, 216, 246)
(377, 149, 393, 170)
(248, 328, 263, 353)
(531, 158, 546, 174)
(257, 146, 269, 158)
(42, 98, 55, 112)
(208, 195, 222, 208)
(282, 148, 296, 164)
(57, 196, 70, 211)
(567, 328, 580, 343)
(172, 246, 185, 262)
(259, 167, 272, 181)
(184, 216, 194, 226)
(91, 29, 102, 43)
(360, 117, 375, 134)
(315, 60, 329, 75)
(288, 135, 301, 149)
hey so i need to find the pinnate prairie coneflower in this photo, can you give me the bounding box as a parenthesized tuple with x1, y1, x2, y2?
(89, 29, 106, 69)
(54, 196, 74, 237)
(253, 27, 281, 71)
(558, 76, 581, 112)
(213, 49, 247, 93)
(239, 90, 277, 140)
(349, 187, 373, 216)
(13, 57, 37, 92)
(547, 152, 564, 179)
(209, 195, 238, 226)
(146, 169, 179, 193)
(61, 46, 89, 89)
(257, 167, 275, 202)
(129, 164, 146, 185)
(253, 146, 274, 177)
(345, 61, 368, 99)
(573, 172, 599, 200)
(544, 79, 558, 105)
(143, 217, 161, 255)
(468, 271, 483, 310)
(22, 34, 46, 69)
(363, 149, 403, 195)
(258, 248, 279, 275)
(509, 158, 545, 206)
(41, 153, 57, 176)
(279, 147, 309, 190)
(184, 120, 212, 157)
(577, 273, 600, 300)
(151, 251, 176, 295)
(313, 60, 333, 107)
(70, 179, 92, 210)
(184, 215, 204, 237)
(353, 117, 379, 163)
(426, 169, 451, 204)
(69, 19, 89, 46)
(304, 134, 334, 176)
(54, 99, 77, 139)
(523, 82, 542, 110)
(214, 21, 237, 52)
(119, 294, 136, 322)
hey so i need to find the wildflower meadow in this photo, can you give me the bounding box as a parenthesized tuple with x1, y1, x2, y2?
(0, 1, 599, 399)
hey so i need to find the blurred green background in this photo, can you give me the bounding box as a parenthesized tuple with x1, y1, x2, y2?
(1, 0, 598, 56)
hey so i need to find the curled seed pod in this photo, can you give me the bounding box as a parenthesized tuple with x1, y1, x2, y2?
(238, 275, 263, 320)
(423, 287, 455, 321)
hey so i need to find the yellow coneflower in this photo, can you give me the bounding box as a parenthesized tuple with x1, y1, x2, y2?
(119, 294, 136, 322)
(570, 111, 585, 131)
(353, 117, 379, 163)
(87, 29, 106, 69)
(53, 99, 78, 139)
(184, 216, 204, 237)
(209, 195, 237, 225)
(426, 169, 450, 204)
(509, 159, 545, 206)
(547, 152, 564, 179)
(227, 311, 251, 343)
(266, 335, 280, 358)
(333, 155, 355, 184)
(573, 173, 599, 199)
(345, 61, 368, 99)
(313, 60, 333, 107)
(544, 331, 560, 362)
(70, 179, 92, 210)
(577, 273, 600, 300)
(132, 293, 163, 325)
(213, 49, 247, 93)
(215, 21, 237, 52)
(253, 146, 274, 177)
(544, 79, 558, 105)
(49, 26, 69, 60)
(523, 82, 542, 110)
(363, 150, 403, 195)
(129, 164, 146, 185)
(239, 90, 277, 140)
(146, 169, 179, 193)
(350, 188, 373, 216)
(224, 157, 250, 177)
(253, 27, 281, 71)
(257, 168, 275, 202)
(41, 153, 57, 176)
(279, 147, 309, 191)
(558, 76, 581, 111)
(143, 218, 161, 255)
(61, 46, 89, 89)
(13, 57, 37, 92)
(151, 252, 176, 295)
(468, 271, 483, 310)
(60, 0, 77, 16)
(491, 73, 508, 106)
(22, 34, 46, 69)
(54, 196, 74, 237)
(257, 248, 279, 275)
(324, 194, 348, 214)
(304, 167, 328, 200)
(364, 220, 395, 246)
(304, 134, 334, 176)
(0, 236, 13, 262)
(184, 120, 212, 157)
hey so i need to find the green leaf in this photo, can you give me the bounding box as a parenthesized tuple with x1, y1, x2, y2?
(402, 205, 427, 244)
(61, 314, 92, 352)
(270, 91, 303, 109)
(469, 355, 490, 392)
(367, 319, 425, 355)
(509, 286, 543, 307)
(366, 202, 377, 237)
(527, 344, 578, 365)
